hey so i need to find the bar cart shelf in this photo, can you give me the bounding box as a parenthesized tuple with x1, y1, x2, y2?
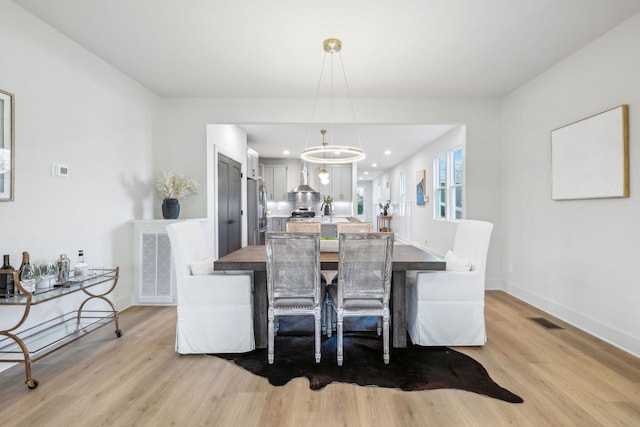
(0, 267, 121, 389)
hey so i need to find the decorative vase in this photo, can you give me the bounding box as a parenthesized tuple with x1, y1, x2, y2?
(323, 203, 333, 215)
(162, 198, 180, 219)
(383, 209, 388, 216)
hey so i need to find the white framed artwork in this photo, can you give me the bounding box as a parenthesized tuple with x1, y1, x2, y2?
(551, 105, 629, 201)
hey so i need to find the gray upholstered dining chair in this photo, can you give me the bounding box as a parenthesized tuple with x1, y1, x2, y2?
(266, 232, 322, 364)
(328, 232, 394, 366)
(325, 221, 374, 338)
(283, 221, 330, 333)
(286, 221, 321, 233)
(336, 222, 372, 234)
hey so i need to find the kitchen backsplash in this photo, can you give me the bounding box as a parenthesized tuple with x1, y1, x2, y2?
(267, 200, 352, 217)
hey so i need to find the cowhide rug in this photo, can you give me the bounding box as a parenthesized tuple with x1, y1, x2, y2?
(213, 317, 523, 404)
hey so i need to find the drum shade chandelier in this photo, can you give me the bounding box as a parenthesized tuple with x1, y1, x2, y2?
(300, 38, 365, 165)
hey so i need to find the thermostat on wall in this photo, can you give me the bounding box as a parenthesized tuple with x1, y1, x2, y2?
(52, 163, 69, 177)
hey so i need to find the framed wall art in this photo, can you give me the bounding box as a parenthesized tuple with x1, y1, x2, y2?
(551, 105, 629, 201)
(416, 169, 426, 205)
(0, 89, 15, 202)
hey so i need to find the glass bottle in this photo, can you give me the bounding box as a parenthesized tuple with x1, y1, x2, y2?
(17, 251, 28, 278)
(19, 252, 38, 294)
(0, 254, 15, 298)
(74, 249, 88, 277)
(57, 254, 70, 283)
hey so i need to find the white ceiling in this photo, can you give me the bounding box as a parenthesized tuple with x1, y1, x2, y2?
(13, 0, 640, 179)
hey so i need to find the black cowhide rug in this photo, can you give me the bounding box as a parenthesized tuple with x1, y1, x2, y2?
(213, 317, 523, 403)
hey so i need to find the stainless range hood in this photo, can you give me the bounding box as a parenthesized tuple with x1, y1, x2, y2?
(290, 162, 318, 193)
(291, 183, 317, 192)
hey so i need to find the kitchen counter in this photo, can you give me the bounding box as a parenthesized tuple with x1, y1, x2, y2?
(285, 216, 357, 223)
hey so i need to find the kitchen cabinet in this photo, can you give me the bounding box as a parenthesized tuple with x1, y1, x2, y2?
(329, 166, 352, 201)
(267, 217, 287, 231)
(246, 149, 259, 180)
(262, 165, 288, 201)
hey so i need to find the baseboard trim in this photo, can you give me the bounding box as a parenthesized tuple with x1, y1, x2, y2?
(504, 281, 640, 358)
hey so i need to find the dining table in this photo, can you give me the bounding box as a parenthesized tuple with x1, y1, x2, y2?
(214, 243, 445, 348)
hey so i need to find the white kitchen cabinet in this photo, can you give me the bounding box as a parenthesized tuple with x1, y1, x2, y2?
(262, 165, 288, 201)
(329, 166, 352, 201)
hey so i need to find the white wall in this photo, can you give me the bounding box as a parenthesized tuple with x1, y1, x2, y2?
(501, 13, 640, 356)
(0, 2, 157, 311)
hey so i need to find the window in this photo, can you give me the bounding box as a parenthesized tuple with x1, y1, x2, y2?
(399, 170, 406, 216)
(434, 147, 464, 220)
(435, 154, 447, 219)
(452, 148, 463, 220)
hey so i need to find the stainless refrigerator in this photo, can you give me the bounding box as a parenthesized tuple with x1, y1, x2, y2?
(247, 177, 268, 245)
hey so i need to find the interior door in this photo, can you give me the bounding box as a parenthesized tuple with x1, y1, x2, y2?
(218, 154, 242, 257)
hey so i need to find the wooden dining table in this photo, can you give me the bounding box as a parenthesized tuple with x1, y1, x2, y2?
(214, 243, 445, 348)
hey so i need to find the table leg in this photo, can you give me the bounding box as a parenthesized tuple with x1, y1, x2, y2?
(392, 270, 407, 348)
(253, 271, 268, 348)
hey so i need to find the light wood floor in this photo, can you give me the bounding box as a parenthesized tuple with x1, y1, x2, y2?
(1, 291, 639, 426)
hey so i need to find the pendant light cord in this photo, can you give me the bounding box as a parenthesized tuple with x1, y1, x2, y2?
(304, 53, 328, 150)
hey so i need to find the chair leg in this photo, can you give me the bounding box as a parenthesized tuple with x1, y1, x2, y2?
(337, 309, 344, 366)
(268, 309, 275, 364)
(326, 296, 333, 337)
(383, 312, 390, 364)
(314, 308, 322, 363)
(322, 297, 330, 335)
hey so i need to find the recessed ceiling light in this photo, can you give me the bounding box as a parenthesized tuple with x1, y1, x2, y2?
(283, 150, 290, 155)
(372, 163, 377, 168)
(364, 171, 369, 175)
(384, 150, 391, 155)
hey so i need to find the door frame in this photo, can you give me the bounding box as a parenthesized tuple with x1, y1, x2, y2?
(206, 143, 247, 259)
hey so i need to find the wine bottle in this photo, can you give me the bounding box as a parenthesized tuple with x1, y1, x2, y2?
(17, 251, 28, 278)
(17, 251, 29, 294)
(0, 254, 15, 298)
(18, 251, 37, 294)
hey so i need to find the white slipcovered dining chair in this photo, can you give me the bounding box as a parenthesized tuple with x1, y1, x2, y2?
(266, 232, 322, 364)
(166, 221, 255, 354)
(407, 220, 494, 346)
(328, 232, 394, 365)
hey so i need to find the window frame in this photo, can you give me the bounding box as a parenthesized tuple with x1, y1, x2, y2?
(433, 147, 464, 221)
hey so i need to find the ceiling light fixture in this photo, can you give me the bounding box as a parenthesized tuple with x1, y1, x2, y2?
(318, 130, 330, 183)
(301, 38, 365, 165)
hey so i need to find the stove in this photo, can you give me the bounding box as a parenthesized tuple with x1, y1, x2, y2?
(290, 207, 316, 218)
